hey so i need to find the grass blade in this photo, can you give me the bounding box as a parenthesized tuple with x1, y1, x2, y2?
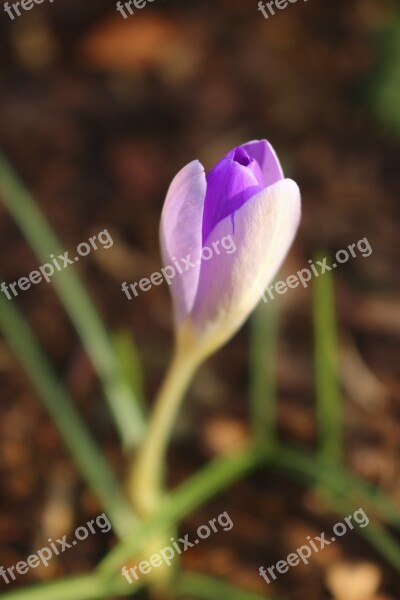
(249, 299, 279, 448)
(274, 445, 400, 530)
(0, 290, 138, 537)
(99, 446, 263, 575)
(177, 572, 277, 600)
(113, 330, 147, 416)
(313, 254, 343, 464)
(102, 440, 400, 577)
(0, 153, 146, 450)
(0, 573, 139, 600)
(358, 520, 400, 572)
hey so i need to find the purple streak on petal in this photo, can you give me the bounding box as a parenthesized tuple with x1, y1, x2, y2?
(193, 178, 301, 341)
(202, 147, 264, 243)
(160, 160, 206, 321)
(241, 139, 284, 186)
(230, 212, 236, 236)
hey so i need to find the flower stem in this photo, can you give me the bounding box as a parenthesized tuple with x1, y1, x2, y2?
(102, 445, 264, 576)
(128, 331, 203, 518)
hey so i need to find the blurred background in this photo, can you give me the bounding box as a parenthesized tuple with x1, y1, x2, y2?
(0, 0, 399, 598)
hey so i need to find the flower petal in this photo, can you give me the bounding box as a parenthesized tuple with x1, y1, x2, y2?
(241, 139, 284, 187)
(160, 160, 206, 321)
(192, 178, 301, 345)
(202, 150, 264, 243)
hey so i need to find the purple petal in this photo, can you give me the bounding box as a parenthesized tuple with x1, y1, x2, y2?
(241, 139, 284, 187)
(202, 147, 264, 243)
(160, 160, 206, 321)
(192, 179, 301, 343)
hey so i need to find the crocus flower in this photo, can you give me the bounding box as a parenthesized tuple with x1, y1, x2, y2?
(160, 139, 301, 357)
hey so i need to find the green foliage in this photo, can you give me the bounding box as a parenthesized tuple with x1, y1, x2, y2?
(1, 158, 400, 599)
(249, 299, 278, 449)
(0, 289, 138, 539)
(313, 253, 343, 465)
(0, 154, 146, 450)
(368, 14, 400, 134)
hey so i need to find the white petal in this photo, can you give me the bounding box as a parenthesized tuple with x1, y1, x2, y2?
(192, 179, 301, 346)
(160, 160, 206, 321)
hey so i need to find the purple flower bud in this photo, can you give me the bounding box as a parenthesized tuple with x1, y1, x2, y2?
(160, 139, 301, 354)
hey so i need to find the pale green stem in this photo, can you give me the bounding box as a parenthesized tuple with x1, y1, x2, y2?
(101, 445, 263, 575)
(128, 340, 202, 517)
